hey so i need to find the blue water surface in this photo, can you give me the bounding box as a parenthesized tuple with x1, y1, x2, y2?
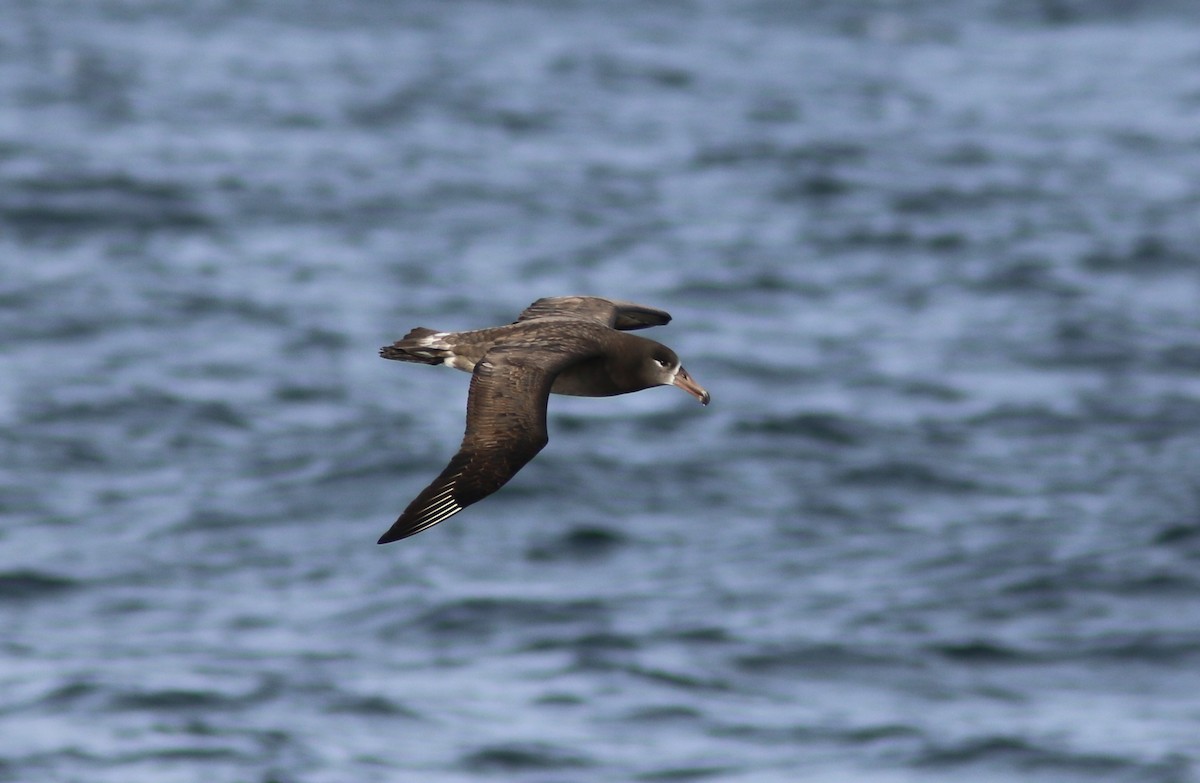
(2, 2, 1200, 781)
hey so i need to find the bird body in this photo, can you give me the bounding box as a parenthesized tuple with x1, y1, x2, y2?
(376, 296, 709, 544)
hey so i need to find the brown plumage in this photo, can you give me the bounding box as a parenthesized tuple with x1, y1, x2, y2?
(376, 296, 710, 544)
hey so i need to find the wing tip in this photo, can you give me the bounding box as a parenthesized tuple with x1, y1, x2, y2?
(376, 528, 405, 545)
(376, 497, 464, 544)
(376, 518, 411, 544)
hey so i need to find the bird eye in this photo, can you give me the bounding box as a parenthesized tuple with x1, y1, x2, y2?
(654, 358, 670, 368)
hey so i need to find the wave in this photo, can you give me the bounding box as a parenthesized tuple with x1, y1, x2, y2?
(460, 742, 592, 772)
(0, 172, 210, 236)
(913, 734, 1176, 779)
(0, 570, 78, 602)
(525, 525, 629, 562)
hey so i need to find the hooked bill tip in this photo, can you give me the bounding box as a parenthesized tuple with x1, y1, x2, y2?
(672, 367, 710, 406)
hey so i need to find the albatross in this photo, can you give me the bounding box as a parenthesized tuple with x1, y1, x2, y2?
(376, 295, 710, 544)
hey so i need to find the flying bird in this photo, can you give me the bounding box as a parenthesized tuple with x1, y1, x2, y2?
(376, 295, 710, 543)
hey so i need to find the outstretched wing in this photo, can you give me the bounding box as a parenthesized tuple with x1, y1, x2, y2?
(377, 340, 599, 543)
(515, 296, 671, 331)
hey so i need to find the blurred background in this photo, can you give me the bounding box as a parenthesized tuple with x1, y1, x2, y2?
(3, 1, 1200, 781)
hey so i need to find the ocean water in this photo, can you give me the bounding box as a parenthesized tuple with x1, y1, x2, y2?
(3, 1, 1200, 781)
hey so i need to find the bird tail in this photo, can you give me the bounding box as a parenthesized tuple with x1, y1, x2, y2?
(379, 327, 448, 364)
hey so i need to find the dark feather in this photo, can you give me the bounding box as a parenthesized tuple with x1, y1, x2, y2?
(515, 296, 671, 331)
(377, 339, 600, 543)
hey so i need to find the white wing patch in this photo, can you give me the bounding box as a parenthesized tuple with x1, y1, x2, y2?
(443, 355, 476, 372)
(410, 480, 463, 535)
(410, 333, 475, 372)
